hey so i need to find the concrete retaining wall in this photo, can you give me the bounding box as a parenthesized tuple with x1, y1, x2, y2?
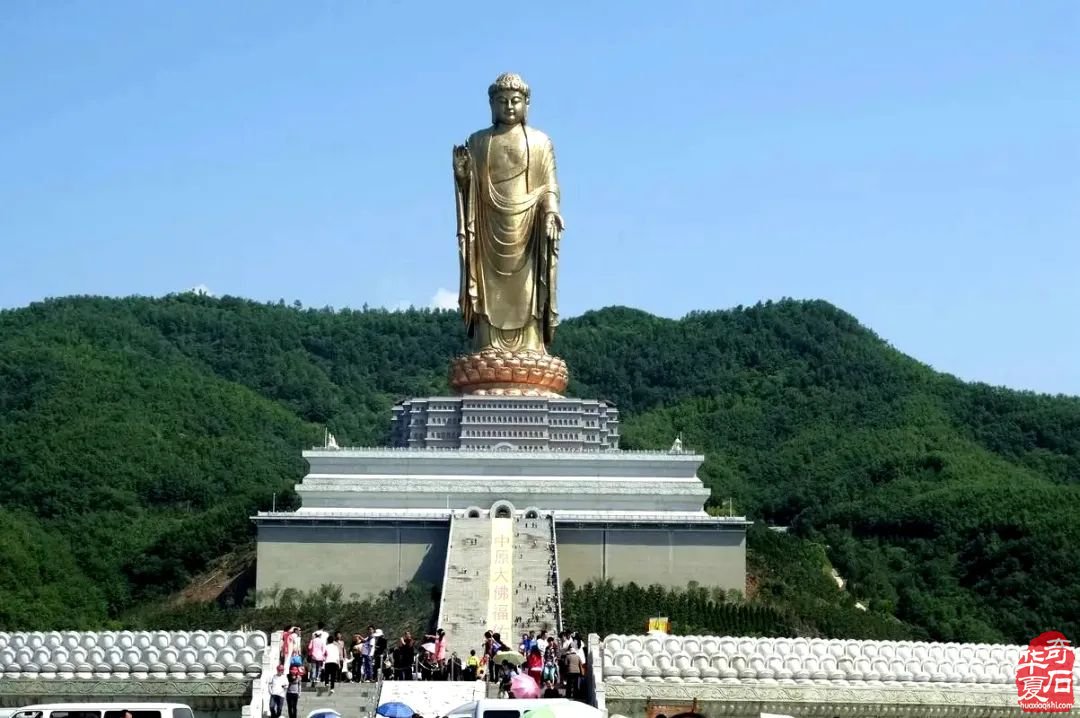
(255, 524, 448, 600)
(556, 526, 745, 591)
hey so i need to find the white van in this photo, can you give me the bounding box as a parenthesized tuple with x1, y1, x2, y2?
(9, 704, 194, 718)
(445, 699, 603, 718)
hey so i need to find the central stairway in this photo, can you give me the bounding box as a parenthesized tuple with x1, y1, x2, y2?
(438, 512, 562, 659)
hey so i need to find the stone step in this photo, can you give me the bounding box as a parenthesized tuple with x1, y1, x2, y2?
(512, 516, 561, 638)
(439, 515, 563, 661)
(378, 680, 488, 718)
(290, 679, 380, 718)
(440, 516, 493, 657)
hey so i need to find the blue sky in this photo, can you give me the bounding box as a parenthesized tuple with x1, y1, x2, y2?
(1, 2, 1077, 395)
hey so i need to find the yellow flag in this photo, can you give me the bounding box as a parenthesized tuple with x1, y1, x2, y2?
(647, 617, 669, 633)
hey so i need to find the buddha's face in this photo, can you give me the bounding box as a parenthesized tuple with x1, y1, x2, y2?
(490, 90, 527, 125)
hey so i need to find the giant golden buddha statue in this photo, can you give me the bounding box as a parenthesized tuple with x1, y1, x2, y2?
(448, 73, 569, 396)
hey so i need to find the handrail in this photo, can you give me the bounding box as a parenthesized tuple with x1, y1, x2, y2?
(371, 657, 386, 713)
(546, 511, 744, 520)
(256, 510, 452, 519)
(586, 632, 606, 713)
(255, 509, 749, 524)
(305, 446, 700, 458)
(548, 513, 564, 634)
(249, 630, 281, 718)
(436, 514, 456, 631)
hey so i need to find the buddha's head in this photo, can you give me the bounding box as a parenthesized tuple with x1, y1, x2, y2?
(488, 72, 530, 126)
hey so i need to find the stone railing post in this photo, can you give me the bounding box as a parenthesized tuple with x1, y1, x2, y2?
(247, 630, 279, 718)
(587, 632, 606, 716)
(437, 514, 456, 630)
(549, 513, 564, 633)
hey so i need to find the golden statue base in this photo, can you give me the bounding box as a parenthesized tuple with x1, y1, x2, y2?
(449, 349, 569, 397)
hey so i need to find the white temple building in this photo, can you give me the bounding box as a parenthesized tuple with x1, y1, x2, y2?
(254, 397, 749, 615)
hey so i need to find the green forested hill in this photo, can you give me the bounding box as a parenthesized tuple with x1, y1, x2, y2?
(1, 294, 1077, 642)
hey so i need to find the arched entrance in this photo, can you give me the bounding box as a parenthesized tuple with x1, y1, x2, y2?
(490, 500, 515, 519)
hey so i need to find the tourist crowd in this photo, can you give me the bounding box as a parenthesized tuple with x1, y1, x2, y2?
(479, 629, 589, 701)
(268, 621, 590, 717)
(269, 621, 420, 718)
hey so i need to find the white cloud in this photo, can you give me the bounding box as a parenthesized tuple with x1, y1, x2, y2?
(430, 288, 458, 310)
(185, 284, 214, 297)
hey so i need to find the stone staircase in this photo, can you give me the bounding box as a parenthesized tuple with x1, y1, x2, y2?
(379, 680, 487, 717)
(439, 515, 492, 657)
(294, 678, 380, 718)
(513, 515, 560, 637)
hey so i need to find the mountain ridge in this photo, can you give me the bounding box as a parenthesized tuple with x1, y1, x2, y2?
(0, 293, 1077, 641)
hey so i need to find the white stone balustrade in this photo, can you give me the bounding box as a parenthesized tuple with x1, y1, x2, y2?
(0, 631, 266, 680)
(600, 634, 1080, 690)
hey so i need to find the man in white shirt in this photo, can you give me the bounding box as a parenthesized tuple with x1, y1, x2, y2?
(535, 630, 549, 655)
(323, 632, 342, 695)
(267, 665, 288, 718)
(361, 625, 376, 681)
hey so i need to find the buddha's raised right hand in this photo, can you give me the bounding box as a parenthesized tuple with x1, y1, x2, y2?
(453, 145, 470, 181)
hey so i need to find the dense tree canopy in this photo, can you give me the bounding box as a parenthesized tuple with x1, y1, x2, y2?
(0, 294, 1077, 642)
(562, 525, 922, 640)
(129, 582, 438, 640)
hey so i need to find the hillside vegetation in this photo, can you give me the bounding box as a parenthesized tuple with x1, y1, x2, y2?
(0, 294, 1077, 642)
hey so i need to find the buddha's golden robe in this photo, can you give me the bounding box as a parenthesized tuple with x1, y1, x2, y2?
(455, 124, 560, 353)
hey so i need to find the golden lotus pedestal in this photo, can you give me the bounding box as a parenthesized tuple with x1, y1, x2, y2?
(449, 349, 569, 397)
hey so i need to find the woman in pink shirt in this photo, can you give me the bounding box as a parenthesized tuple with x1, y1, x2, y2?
(280, 625, 298, 665)
(427, 628, 447, 677)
